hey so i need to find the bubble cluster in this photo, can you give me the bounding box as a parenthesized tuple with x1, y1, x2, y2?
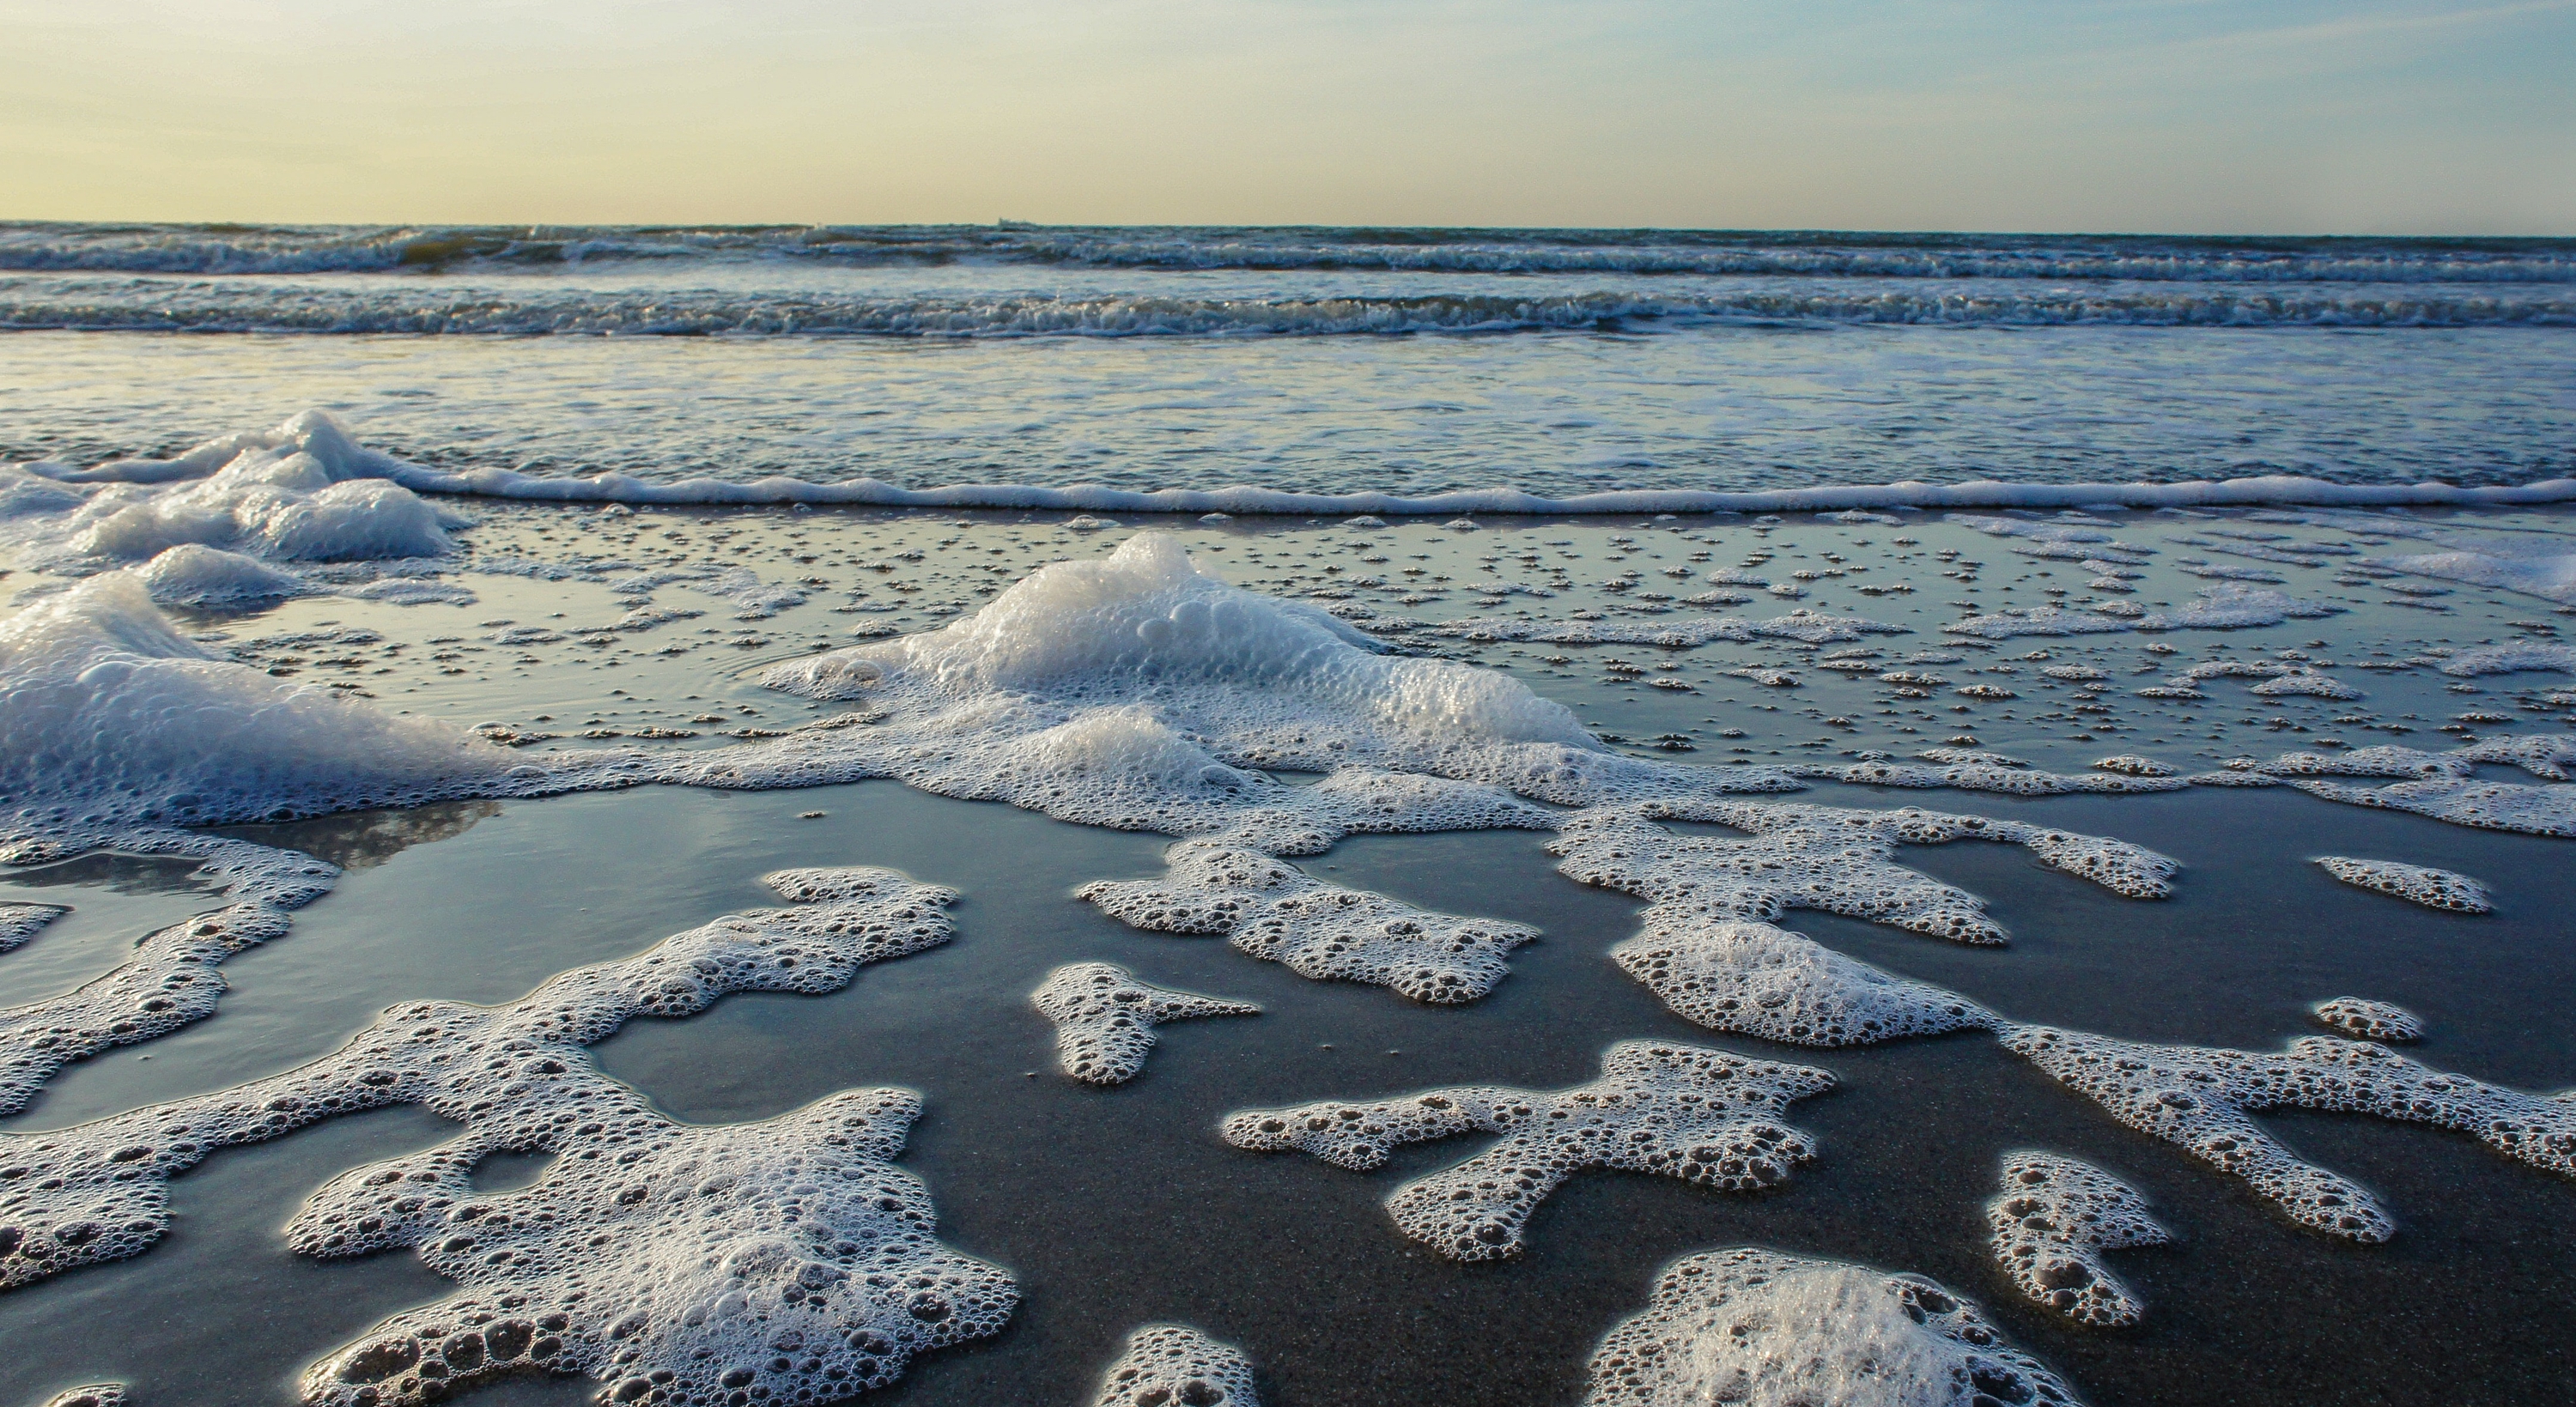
(2091, 755, 2176, 778)
(1222, 1040, 1832, 1260)
(2219, 738, 2576, 838)
(2313, 856, 2494, 913)
(1987, 1153, 2169, 1326)
(1585, 1247, 2079, 1407)
(1080, 841, 1539, 1004)
(1613, 919, 1995, 1047)
(2311, 998, 2424, 1042)
(2, 867, 1005, 1407)
(2004, 1025, 2576, 1240)
(1418, 609, 1909, 648)
(1552, 798, 2175, 951)
(1090, 1325, 1259, 1407)
(1800, 749, 2188, 798)
(1031, 962, 1260, 1083)
(0, 901, 67, 954)
(0, 903, 290, 1116)
(39, 1387, 126, 1407)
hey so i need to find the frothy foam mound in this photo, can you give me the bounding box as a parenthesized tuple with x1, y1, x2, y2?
(1552, 799, 2176, 950)
(0, 573, 517, 834)
(2313, 856, 2494, 913)
(1032, 961, 1260, 1083)
(1584, 1247, 2080, 1407)
(1613, 919, 1995, 1047)
(2312, 998, 2424, 1042)
(1080, 842, 1540, 1003)
(33, 417, 461, 567)
(1091, 1325, 1260, 1407)
(1987, 1153, 2170, 1327)
(2004, 1026, 2576, 1241)
(0, 902, 66, 954)
(1222, 1040, 1832, 1260)
(133, 543, 309, 605)
(39, 1388, 126, 1407)
(0, 865, 993, 1407)
(0, 903, 290, 1116)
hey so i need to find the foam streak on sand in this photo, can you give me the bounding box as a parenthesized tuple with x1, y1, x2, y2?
(15, 411, 2576, 514)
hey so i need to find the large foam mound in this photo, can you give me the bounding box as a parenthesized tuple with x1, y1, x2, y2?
(2314, 856, 2493, 913)
(1612, 919, 1995, 1047)
(1032, 961, 1260, 1083)
(1079, 841, 1539, 1003)
(2004, 1026, 2576, 1241)
(0, 573, 517, 834)
(40, 416, 461, 567)
(1222, 1040, 1832, 1260)
(0, 902, 67, 954)
(1585, 1247, 2080, 1407)
(1988, 1153, 2169, 1327)
(0, 903, 291, 1116)
(740, 532, 1805, 818)
(1091, 1325, 1260, 1407)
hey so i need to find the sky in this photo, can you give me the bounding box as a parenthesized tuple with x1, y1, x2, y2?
(3, 0, 2572, 233)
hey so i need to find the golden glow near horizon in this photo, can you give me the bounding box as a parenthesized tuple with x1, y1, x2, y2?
(3, 0, 2572, 233)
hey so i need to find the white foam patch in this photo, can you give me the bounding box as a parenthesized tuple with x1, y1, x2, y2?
(2092, 755, 2177, 778)
(133, 543, 309, 605)
(2004, 1026, 2576, 1241)
(1080, 841, 1540, 1003)
(1091, 1325, 1260, 1407)
(0, 573, 532, 836)
(1584, 1247, 2080, 1407)
(1612, 919, 1995, 1047)
(1418, 610, 1908, 648)
(1223, 1041, 1832, 1260)
(2314, 856, 2493, 913)
(1551, 799, 2175, 951)
(2367, 543, 2576, 605)
(39, 1388, 126, 1407)
(1031, 961, 1259, 1083)
(2312, 998, 2424, 1042)
(0, 902, 67, 954)
(2439, 643, 2576, 676)
(1988, 1153, 2169, 1327)
(2234, 738, 2576, 837)
(0, 903, 291, 1116)
(1800, 749, 2190, 797)
(1946, 585, 2337, 640)
(2249, 671, 2362, 700)
(1, 868, 1011, 1406)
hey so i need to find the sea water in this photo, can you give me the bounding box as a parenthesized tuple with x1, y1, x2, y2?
(3, 226, 2574, 1407)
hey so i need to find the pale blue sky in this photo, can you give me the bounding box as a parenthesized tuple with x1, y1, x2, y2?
(4, 0, 2570, 232)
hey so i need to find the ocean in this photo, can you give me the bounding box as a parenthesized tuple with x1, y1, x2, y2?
(2, 225, 2573, 1407)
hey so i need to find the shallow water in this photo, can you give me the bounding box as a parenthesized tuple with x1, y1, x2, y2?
(5, 779, 2572, 1406)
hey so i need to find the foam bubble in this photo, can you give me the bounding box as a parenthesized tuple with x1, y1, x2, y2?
(0, 903, 291, 1116)
(1987, 1153, 2169, 1326)
(1612, 919, 1994, 1046)
(0, 902, 67, 954)
(1584, 1247, 2079, 1407)
(2092, 755, 2176, 777)
(2312, 998, 2424, 1042)
(133, 543, 309, 606)
(2314, 857, 2493, 913)
(1080, 840, 1539, 1003)
(1032, 961, 1260, 1083)
(1222, 1040, 1832, 1260)
(1091, 1325, 1259, 1407)
(2004, 1025, 2576, 1240)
